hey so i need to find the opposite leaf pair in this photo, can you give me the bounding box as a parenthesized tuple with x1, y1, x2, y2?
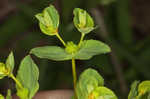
(30, 40, 110, 61)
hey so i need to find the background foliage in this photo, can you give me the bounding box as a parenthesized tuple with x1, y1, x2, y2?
(0, 0, 150, 99)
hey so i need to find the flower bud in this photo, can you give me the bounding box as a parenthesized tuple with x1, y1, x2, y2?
(0, 62, 8, 79)
(73, 8, 95, 34)
(35, 5, 59, 36)
(65, 42, 78, 55)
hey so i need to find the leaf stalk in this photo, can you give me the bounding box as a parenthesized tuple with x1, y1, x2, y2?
(56, 33, 66, 46)
(10, 74, 23, 89)
(78, 33, 85, 47)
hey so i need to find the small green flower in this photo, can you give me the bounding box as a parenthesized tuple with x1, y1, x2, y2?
(0, 62, 8, 79)
(65, 42, 79, 55)
(35, 5, 59, 36)
(73, 8, 95, 34)
(0, 94, 4, 99)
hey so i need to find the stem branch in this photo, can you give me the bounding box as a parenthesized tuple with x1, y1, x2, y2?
(72, 58, 77, 99)
(56, 33, 66, 46)
(78, 33, 85, 47)
(10, 74, 23, 89)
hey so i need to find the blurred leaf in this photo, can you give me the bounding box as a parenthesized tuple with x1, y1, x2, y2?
(128, 81, 139, 99)
(0, 94, 4, 99)
(116, 0, 133, 45)
(6, 89, 12, 99)
(138, 81, 150, 94)
(99, 0, 116, 5)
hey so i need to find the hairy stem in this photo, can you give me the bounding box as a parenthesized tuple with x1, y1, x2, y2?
(10, 74, 23, 89)
(72, 58, 77, 99)
(56, 33, 66, 46)
(78, 33, 85, 47)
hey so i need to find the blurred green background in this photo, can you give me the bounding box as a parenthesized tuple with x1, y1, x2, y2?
(0, 0, 150, 98)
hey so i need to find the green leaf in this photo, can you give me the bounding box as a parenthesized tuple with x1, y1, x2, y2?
(30, 46, 73, 61)
(128, 81, 140, 99)
(76, 68, 104, 99)
(16, 55, 39, 99)
(35, 5, 59, 36)
(6, 89, 12, 99)
(137, 91, 150, 99)
(6, 52, 14, 74)
(138, 81, 150, 94)
(75, 40, 111, 60)
(148, 92, 150, 99)
(90, 86, 118, 99)
(17, 88, 29, 99)
(73, 8, 95, 34)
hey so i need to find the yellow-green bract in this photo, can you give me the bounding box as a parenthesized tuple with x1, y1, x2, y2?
(35, 5, 59, 36)
(76, 68, 118, 99)
(128, 80, 150, 99)
(73, 8, 95, 34)
(6, 51, 14, 75)
(0, 62, 8, 79)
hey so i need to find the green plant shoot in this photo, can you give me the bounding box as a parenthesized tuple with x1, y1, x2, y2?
(0, 52, 39, 99)
(31, 4, 111, 99)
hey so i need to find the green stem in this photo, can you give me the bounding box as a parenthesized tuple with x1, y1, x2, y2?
(78, 33, 85, 47)
(72, 58, 77, 99)
(56, 33, 66, 46)
(10, 74, 23, 89)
